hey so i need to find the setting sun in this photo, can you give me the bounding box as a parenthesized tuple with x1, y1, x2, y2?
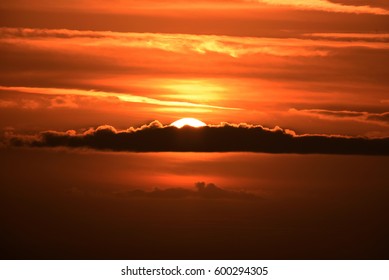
(170, 118, 207, 128)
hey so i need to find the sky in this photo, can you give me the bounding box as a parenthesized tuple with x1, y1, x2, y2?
(1, 0, 389, 260)
(1, 0, 389, 137)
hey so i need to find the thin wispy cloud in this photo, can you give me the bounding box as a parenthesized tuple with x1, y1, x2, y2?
(0, 86, 241, 111)
(253, 0, 389, 15)
(290, 108, 389, 126)
(2, 28, 389, 59)
(119, 182, 259, 200)
(305, 33, 389, 42)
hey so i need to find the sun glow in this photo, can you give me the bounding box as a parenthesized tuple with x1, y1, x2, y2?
(161, 80, 225, 102)
(170, 118, 207, 128)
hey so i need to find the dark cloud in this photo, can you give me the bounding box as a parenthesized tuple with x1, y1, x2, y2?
(118, 182, 259, 200)
(3, 121, 389, 155)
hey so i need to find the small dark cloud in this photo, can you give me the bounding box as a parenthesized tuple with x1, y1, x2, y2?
(119, 182, 259, 200)
(3, 121, 389, 155)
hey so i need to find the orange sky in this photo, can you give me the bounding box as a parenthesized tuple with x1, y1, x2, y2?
(2, 1, 389, 261)
(1, 0, 389, 136)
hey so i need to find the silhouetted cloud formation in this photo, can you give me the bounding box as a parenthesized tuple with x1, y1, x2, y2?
(3, 121, 389, 155)
(119, 182, 258, 200)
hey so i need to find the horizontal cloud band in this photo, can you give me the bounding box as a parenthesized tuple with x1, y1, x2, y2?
(2, 28, 389, 59)
(4, 122, 389, 155)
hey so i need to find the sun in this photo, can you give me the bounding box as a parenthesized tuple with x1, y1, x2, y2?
(170, 118, 207, 128)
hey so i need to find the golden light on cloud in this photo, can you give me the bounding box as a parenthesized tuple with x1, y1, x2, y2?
(0, 85, 241, 111)
(170, 118, 207, 128)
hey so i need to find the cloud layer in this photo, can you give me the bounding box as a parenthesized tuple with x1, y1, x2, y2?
(290, 108, 389, 126)
(1, 12, 389, 138)
(0, 85, 239, 111)
(255, 0, 389, 15)
(4, 121, 389, 155)
(2, 27, 389, 58)
(119, 182, 259, 200)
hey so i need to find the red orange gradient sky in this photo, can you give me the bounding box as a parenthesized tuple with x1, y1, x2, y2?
(1, 0, 389, 136)
(2, 1, 389, 261)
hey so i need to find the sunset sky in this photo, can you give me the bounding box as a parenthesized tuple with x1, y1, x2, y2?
(1, 1, 389, 260)
(1, 0, 389, 136)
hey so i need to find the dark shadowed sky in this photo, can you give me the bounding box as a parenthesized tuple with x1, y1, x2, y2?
(1, 148, 389, 259)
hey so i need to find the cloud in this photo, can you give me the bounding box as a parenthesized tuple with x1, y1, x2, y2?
(0, 94, 86, 110)
(366, 112, 389, 124)
(2, 27, 388, 102)
(49, 96, 79, 109)
(305, 33, 389, 42)
(2, 27, 389, 60)
(253, 0, 389, 15)
(0, 98, 41, 109)
(3, 121, 389, 155)
(290, 108, 389, 126)
(0, 27, 321, 58)
(0, 85, 240, 111)
(0, 100, 17, 108)
(118, 182, 259, 200)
